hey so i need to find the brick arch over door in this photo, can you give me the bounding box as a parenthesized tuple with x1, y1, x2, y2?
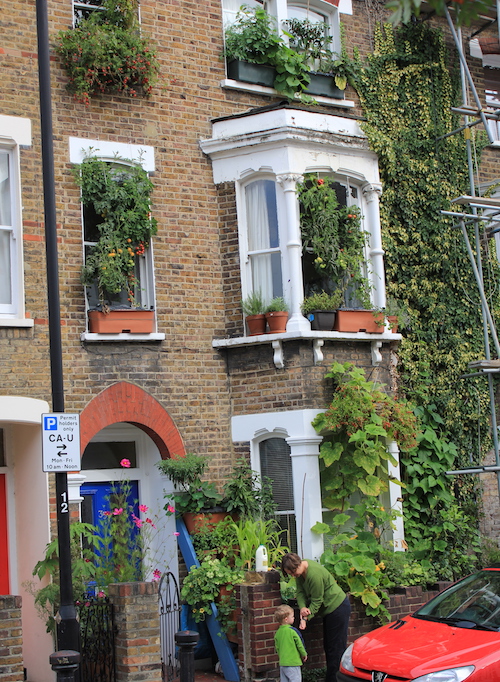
(79, 382, 185, 459)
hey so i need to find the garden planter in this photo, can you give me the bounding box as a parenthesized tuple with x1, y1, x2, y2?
(246, 313, 267, 336)
(305, 72, 345, 99)
(265, 311, 288, 334)
(226, 59, 276, 87)
(308, 310, 336, 331)
(88, 309, 155, 334)
(334, 309, 382, 333)
(182, 511, 229, 534)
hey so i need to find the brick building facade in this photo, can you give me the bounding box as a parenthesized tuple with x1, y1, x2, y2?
(1, 0, 500, 679)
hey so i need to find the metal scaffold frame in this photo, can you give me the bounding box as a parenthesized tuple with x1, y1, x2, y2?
(439, 5, 500, 496)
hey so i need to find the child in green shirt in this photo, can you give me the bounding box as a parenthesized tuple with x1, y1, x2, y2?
(274, 604, 308, 682)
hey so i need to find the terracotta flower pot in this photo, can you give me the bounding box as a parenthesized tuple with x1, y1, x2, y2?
(334, 310, 382, 333)
(246, 313, 267, 336)
(182, 511, 229, 534)
(88, 309, 154, 334)
(265, 311, 288, 334)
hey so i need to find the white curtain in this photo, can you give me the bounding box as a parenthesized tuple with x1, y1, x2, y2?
(0, 153, 12, 306)
(246, 180, 274, 304)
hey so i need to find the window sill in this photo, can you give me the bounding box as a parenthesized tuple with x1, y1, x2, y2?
(212, 329, 401, 368)
(0, 317, 34, 328)
(221, 78, 355, 108)
(81, 331, 165, 343)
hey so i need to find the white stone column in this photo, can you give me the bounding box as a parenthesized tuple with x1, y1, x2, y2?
(362, 182, 386, 310)
(277, 173, 310, 332)
(68, 472, 87, 517)
(386, 440, 405, 551)
(286, 436, 324, 560)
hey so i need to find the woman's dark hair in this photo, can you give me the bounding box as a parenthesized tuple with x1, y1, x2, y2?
(282, 552, 302, 577)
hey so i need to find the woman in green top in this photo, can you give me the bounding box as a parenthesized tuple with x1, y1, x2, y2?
(282, 553, 350, 682)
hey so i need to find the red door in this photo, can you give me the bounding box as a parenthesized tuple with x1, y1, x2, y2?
(0, 475, 9, 594)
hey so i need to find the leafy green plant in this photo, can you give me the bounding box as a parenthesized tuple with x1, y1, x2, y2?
(379, 549, 437, 589)
(265, 296, 289, 313)
(297, 175, 371, 309)
(317, 509, 392, 622)
(313, 362, 417, 511)
(54, 0, 159, 104)
(76, 154, 157, 310)
(230, 517, 289, 570)
(191, 516, 239, 563)
(241, 291, 265, 316)
(222, 458, 277, 519)
(158, 453, 224, 514)
(302, 290, 342, 315)
(283, 17, 347, 89)
(224, 6, 311, 100)
(180, 558, 244, 632)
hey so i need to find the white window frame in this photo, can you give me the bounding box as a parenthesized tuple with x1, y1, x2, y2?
(0, 116, 32, 327)
(200, 108, 387, 340)
(69, 138, 164, 341)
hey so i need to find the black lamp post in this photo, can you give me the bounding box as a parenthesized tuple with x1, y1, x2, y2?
(35, 0, 80, 655)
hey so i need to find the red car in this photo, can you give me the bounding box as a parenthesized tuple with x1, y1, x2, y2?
(337, 568, 500, 682)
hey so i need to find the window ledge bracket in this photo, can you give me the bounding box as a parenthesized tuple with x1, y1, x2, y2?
(213, 329, 401, 368)
(81, 332, 165, 343)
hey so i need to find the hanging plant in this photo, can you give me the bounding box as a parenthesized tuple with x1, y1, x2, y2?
(54, 0, 159, 104)
(297, 174, 371, 308)
(75, 155, 157, 310)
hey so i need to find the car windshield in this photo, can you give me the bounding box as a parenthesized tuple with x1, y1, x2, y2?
(414, 570, 500, 631)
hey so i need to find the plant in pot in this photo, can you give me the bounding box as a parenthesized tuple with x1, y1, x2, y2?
(222, 458, 277, 520)
(180, 557, 245, 634)
(241, 290, 266, 336)
(157, 453, 225, 533)
(283, 17, 347, 99)
(224, 6, 311, 101)
(76, 155, 157, 333)
(297, 175, 375, 332)
(55, 0, 159, 104)
(265, 297, 289, 334)
(301, 290, 343, 331)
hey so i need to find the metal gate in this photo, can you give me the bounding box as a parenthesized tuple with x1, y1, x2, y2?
(78, 595, 116, 682)
(159, 571, 181, 682)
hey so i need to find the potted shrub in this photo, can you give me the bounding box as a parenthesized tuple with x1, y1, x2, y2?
(265, 297, 289, 334)
(157, 453, 225, 533)
(297, 175, 375, 333)
(222, 458, 277, 520)
(241, 291, 266, 336)
(301, 290, 343, 331)
(55, 0, 159, 104)
(76, 155, 157, 333)
(224, 6, 311, 100)
(283, 17, 347, 99)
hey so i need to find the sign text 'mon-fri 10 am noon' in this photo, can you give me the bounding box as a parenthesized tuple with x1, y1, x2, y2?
(42, 413, 81, 473)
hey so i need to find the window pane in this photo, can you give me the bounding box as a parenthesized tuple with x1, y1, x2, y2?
(0, 231, 12, 305)
(81, 441, 137, 469)
(0, 153, 12, 227)
(246, 180, 282, 301)
(288, 5, 326, 23)
(259, 438, 296, 550)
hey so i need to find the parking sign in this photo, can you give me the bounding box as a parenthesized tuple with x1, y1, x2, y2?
(42, 413, 81, 472)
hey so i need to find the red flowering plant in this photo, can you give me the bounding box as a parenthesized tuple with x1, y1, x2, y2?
(54, 0, 159, 105)
(297, 174, 372, 308)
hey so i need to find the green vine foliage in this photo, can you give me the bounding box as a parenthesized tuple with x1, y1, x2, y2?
(55, 0, 159, 104)
(313, 362, 417, 511)
(76, 155, 157, 308)
(349, 23, 500, 499)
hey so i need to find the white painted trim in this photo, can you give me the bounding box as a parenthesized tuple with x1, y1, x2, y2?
(69, 137, 155, 171)
(0, 396, 50, 424)
(0, 115, 32, 146)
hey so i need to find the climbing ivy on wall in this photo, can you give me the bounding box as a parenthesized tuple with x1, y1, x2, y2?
(349, 23, 500, 520)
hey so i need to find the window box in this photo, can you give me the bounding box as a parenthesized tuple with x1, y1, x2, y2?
(88, 309, 154, 334)
(305, 72, 344, 99)
(308, 310, 336, 331)
(334, 309, 382, 333)
(226, 59, 277, 88)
